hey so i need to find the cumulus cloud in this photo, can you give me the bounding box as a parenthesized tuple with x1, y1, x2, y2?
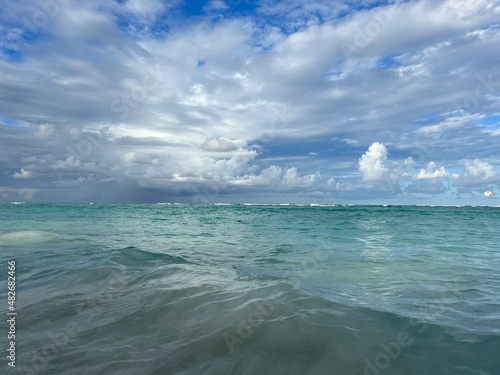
(416, 162, 448, 179)
(452, 159, 499, 186)
(326, 177, 351, 191)
(233, 165, 320, 188)
(13, 168, 33, 179)
(189, 149, 259, 180)
(282, 167, 320, 187)
(358, 142, 390, 182)
(357, 142, 452, 191)
(462, 159, 497, 180)
(201, 137, 238, 152)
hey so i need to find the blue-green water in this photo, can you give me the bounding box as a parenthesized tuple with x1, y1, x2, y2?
(1, 204, 499, 374)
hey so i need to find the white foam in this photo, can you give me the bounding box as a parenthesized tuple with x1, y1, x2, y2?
(0, 230, 58, 245)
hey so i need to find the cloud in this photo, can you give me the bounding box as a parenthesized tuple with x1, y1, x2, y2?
(33, 124, 56, 140)
(406, 179, 447, 195)
(452, 159, 499, 187)
(462, 159, 497, 180)
(201, 137, 238, 152)
(204, 0, 229, 12)
(0, 187, 37, 201)
(122, 0, 165, 17)
(13, 168, 33, 179)
(233, 165, 320, 188)
(0, 0, 499, 202)
(416, 162, 448, 179)
(281, 167, 320, 187)
(358, 142, 390, 182)
(19, 188, 36, 200)
(188, 148, 259, 180)
(416, 113, 480, 135)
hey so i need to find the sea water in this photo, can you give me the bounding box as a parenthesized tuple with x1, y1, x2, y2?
(0, 204, 499, 374)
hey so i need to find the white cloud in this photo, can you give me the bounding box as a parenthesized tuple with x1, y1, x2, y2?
(33, 124, 56, 140)
(437, 0, 498, 22)
(452, 159, 499, 186)
(326, 177, 351, 191)
(169, 148, 320, 189)
(282, 167, 320, 187)
(122, 0, 166, 17)
(416, 162, 448, 179)
(232, 165, 320, 188)
(13, 168, 33, 179)
(417, 113, 480, 135)
(358, 142, 390, 182)
(201, 137, 238, 152)
(358, 143, 438, 187)
(191, 149, 259, 180)
(204, 0, 229, 12)
(403, 157, 415, 170)
(463, 159, 497, 180)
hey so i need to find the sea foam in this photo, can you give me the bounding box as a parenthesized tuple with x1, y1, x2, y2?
(0, 230, 59, 245)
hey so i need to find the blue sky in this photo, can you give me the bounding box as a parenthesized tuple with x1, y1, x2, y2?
(0, 0, 499, 204)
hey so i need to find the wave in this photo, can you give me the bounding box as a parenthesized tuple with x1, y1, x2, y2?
(110, 246, 191, 266)
(19, 276, 499, 375)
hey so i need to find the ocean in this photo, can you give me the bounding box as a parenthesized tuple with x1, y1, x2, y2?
(1, 203, 499, 375)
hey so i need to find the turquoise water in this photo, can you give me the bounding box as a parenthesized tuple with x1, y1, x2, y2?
(1, 204, 499, 374)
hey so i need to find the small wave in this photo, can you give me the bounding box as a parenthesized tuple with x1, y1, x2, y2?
(0, 230, 59, 245)
(271, 244, 294, 254)
(242, 203, 272, 206)
(111, 246, 190, 266)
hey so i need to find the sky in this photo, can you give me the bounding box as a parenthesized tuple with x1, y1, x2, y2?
(0, 0, 499, 204)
